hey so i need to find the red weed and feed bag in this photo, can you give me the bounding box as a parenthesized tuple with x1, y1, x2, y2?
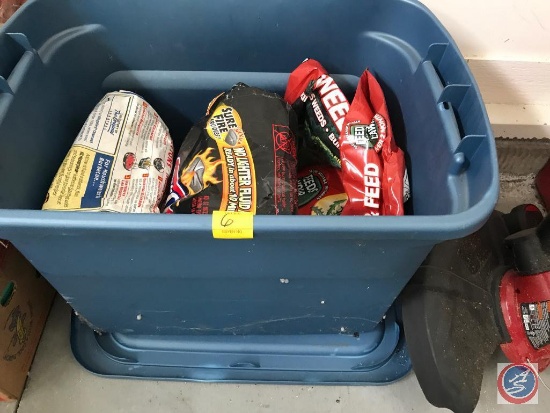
(340, 70, 407, 216)
(286, 59, 408, 216)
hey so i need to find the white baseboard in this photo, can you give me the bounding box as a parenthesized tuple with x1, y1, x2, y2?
(468, 60, 550, 138)
(468, 60, 550, 105)
(487, 104, 550, 138)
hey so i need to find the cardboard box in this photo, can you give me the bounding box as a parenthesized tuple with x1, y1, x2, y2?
(0, 242, 55, 401)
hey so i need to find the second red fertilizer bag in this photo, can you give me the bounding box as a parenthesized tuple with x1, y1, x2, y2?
(297, 165, 347, 215)
(340, 70, 407, 216)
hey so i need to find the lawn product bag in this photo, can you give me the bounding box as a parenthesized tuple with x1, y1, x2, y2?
(340, 70, 407, 216)
(285, 59, 350, 168)
(164, 83, 298, 215)
(297, 166, 347, 215)
(43, 91, 174, 213)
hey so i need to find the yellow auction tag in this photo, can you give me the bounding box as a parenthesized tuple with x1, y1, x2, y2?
(212, 211, 254, 239)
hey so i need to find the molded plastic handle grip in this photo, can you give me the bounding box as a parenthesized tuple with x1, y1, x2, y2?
(0, 32, 35, 94)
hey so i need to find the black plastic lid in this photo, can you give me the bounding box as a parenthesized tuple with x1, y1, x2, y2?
(401, 206, 544, 413)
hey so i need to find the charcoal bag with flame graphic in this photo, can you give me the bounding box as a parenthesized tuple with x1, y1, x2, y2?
(164, 83, 299, 215)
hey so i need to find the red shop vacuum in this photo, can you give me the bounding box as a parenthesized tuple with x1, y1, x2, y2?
(402, 202, 550, 413)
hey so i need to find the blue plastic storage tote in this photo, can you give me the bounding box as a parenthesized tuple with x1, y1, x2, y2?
(0, 0, 498, 375)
